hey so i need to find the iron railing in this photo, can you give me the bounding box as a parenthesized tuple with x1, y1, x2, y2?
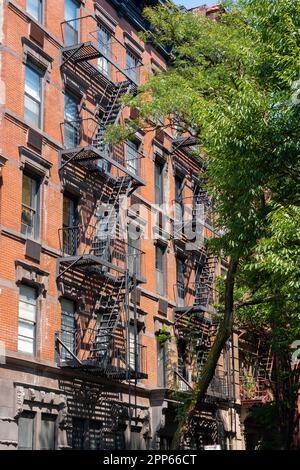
(206, 374, 230, 400)
(55, 329, 147, 378)
(58, 224, 145, 278)
(172, 196, 215, 242)
(60, 15, 143, 85)
(60, 118, 145, 178)
(173, 282, 217, 308)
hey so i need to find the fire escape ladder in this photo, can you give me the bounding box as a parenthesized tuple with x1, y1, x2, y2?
(92, 276, 128, 364)
(93, 81, 133, 152)
(195, 255, 217, 307)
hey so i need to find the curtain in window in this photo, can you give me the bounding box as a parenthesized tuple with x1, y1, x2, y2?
(18, 285, 37, 355)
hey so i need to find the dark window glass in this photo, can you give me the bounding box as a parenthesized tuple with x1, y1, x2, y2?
(18, 411, 35, 450)
(157, 342, 167, 388)
(89, 421, 102, 450)
(40, 414, 56, 450)
(176, 258, 185, 302)
(62, 194, 79, 255)
(61, 298, 76, 360)
(64, 91, 80, 148)
(72, 418, 85, 449)
(128, 232, 140, 277)
(155, 161, 164, 205)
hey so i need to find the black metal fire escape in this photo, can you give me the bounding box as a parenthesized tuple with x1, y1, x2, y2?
(170, 137, 230, 406)
(55, 15, 147, 381)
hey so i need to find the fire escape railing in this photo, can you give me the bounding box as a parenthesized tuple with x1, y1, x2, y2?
(58, 224, 145, 277)
(55, 328, 147, 379)
(60, 15, 143, 86)
(59, 118, 145, 182)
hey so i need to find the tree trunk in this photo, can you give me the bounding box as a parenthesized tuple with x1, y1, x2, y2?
(171, 257, 239, 449)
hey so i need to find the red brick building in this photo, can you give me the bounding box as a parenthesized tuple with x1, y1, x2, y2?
(0, 0, 244, 450)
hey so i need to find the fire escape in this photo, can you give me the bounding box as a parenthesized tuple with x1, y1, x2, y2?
(239, 331, 274, 404)
(55, 15, 147, 381)
(171, 137, 229, 404)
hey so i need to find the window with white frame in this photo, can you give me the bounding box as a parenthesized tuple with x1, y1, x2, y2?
(18, 285, 37, 355)
(21, 172, 41, 239)
(26, 0, 43, 23)
(156, 244, 166, 296)
(126, 140, 139, 175)
(64, 0, 80, 46)
(24, 62, 43, 128)
(60, 298, 76, 359)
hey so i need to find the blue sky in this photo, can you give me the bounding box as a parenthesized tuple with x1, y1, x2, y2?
(174, 0, 217, 8)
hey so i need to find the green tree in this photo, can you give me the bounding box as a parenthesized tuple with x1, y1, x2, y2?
(106, 0, 300, 448)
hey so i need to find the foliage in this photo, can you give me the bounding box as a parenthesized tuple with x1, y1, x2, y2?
(156, 324, 172, 346)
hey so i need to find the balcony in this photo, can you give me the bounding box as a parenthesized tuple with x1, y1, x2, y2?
(55, 329, 147, 380)
(57, 224, 146, 282)
(173, 368, 230, 403)
(60, 15, 143, 86)
(206, 374, 231, 402)
(59, 118, 145, 188)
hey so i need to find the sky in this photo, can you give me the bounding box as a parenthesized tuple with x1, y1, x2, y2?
(174, 0, 217, 8)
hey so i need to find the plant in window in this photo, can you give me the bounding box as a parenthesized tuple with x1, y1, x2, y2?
(156, 324, 172, 346)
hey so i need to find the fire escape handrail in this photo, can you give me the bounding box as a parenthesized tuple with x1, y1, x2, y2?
(60, 15, 143, 85)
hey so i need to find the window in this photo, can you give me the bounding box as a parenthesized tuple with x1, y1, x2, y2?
(178, 339, 190, 390)
(72, 418, 85, 449)
(131, 429, 143, 450)
(98, 24, 111, 78)
(175, 176, 183, 204)
(24, 62, 42, 128)
(18, 411, 35, 450)
(126, 140, 139, 175)
(157, 342, 167, 388)
(40, 414, 56, 450)
(126, 50, 139, 83)
(63, 194, 79, 255)
(21, 172, 40, 239)
(26, 0, 43, 23)
(155, 160, 164, 206)
(176, 258, 185, 304)
(174, 175, 184, 234)
(89, 421, 102, 450)
(64, 0, 80, 46)
(128, 324, 138, 371)
(63, 194, 78, 228)
(128, 232, 140, 277)
(195, 262, 203, 305)
(61, 299, 76, 360)
(156, 245, 166, 296)
(18, 285, 37, 355)
(64, 91, 80, 148)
